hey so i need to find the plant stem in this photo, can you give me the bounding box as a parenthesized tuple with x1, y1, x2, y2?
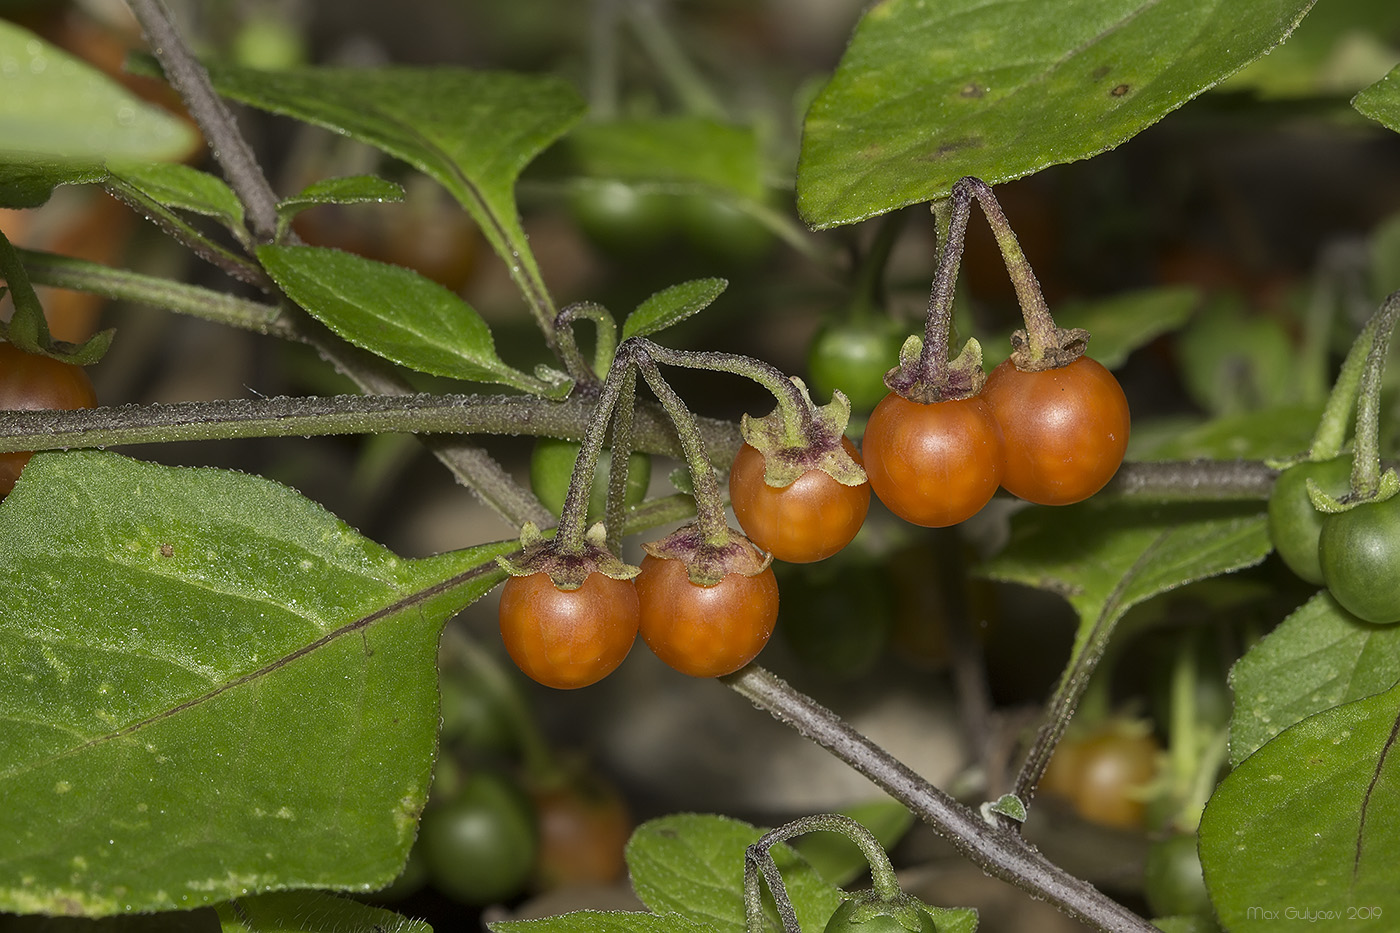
(588, 0, 623, 119)
(0, 397, 1285, 500)
(634, 352, 731, 545)
(725, 666, 1160, 933)
(0, 391, 735, 458)
(605, 367, 640, 554)
(636, 337, 813, 445)
(744, 846, 801, 933)
(917, 182, 973, 382)
(625, 0, 727, 120)
(126, 0, 281, 243)
(103, 179, 269, 286)
(557, 358, 634, 552)
(1308, 294, 1380, 461)
(1348, 289, 1400, 499)
(554, 301, 617, 384)
(121, 0, 555, 529)
(961, 177, 1055, 358)
(752, 814, 902, 901)
(19, 249, 296, 340)
(849, 209, 907, 318)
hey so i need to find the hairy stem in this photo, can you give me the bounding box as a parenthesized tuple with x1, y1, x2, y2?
(126, 0, 281, 243)
(19, 249, 296, 339)
(1349, 290, 1400, 498)
(121, 0, 553, 528)
(0, 396, 1284, 501)
(725, 666, 1159, 933)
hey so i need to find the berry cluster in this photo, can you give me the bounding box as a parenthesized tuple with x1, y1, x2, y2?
(863, 352, 1130, 528)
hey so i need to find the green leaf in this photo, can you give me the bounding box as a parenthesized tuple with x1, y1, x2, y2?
(1199, 682, 1400, 931)
(107, 162, 246, 235)
(0, 21, 197, 167)
(0, 910, 220, 932)
(0, 451, 513, 916)
(0, 157, 108, 209)
(621, 279, 729, 341)
(491, 911, 712, 933)
(1224, 0, 1400, 99)
(1152, 917, 1220, 933)
(982, 286, 1199, 371)
(257, 244, 560, 395)
(1229, 590, 1400, 766)
(217, 892, 431, 932)
(797, 0, 1316, 228)
(791, 799, 914, 887)
(278, 175, 406, 218)
(558, 117, 765, 199)
(1175, 298, 1297, 415)
(208, 64, 584, 314)
(1135, 404, 1322, 460)
(626, 814, 839, 933)
(1354, 64, 1400, 132)
(980, 502, 1272, 706)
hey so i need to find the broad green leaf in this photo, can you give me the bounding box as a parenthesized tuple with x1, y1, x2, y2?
(558, 117, 765, 199)
(626, 814, 839, 933)
(621, 279, 728, 340)
(208, 64, 584, 315)
(491, 911, 712, 933)
(791, 799, 914, 887)
(1176, 298, 1297, 415)
(797, 0, 1316, 228)
(217, 891, 431, 932)
(278, 175, 406, 218)
(1152, 917, 1220, 933)
(257, 244, 560, 395)
(980, 502, 1272, 727)
(1135, 404, 1321, 460)
(0, 157, 108, 209)
(107, 162, 245, 234)
(1199, 682, 1400, 931)
(1224, 0, 1400, 99)
(0, 451, 513, 916)
(982, 286, 1199, 371)
(1354, 64, 1400, 131)
(0, 910, 219, 932)
(1229, 590, 1400, 766)
(0, 22, 197, 164)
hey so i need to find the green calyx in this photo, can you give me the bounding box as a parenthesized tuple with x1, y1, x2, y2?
(823, 892, 938, 933)
(739, 377, 866, 488)
(494, 521, 639, 590)
(1306, 468, 1400, 515)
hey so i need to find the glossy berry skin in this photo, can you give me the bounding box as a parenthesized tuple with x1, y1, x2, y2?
(1042, 727, 1160, 830)
(729, 438, 870, 563)
(861, 392, 1005, 528)
(419, 771, 537, 905)
(498, 571, 639, 689)
(807, 319, 905, 411)
(1267, 457, 1351, 585)
(569, 181, 673, 256)
(634, 554, 779, 677)
(981, 356, 1130, 506)
(1318, 495, 1400, 624)
(0, 342, 98, 497)
(531, 774, 632, 890)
